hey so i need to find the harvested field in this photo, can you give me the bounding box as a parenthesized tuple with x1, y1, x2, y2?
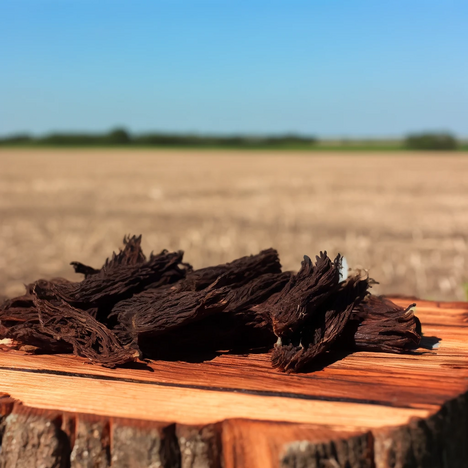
(0, 149, 467, 301)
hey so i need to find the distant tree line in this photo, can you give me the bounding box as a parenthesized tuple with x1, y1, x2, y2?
(404, 133, 458, 151)
(0, 128, 318, 148)
(0, 129, 462, 150)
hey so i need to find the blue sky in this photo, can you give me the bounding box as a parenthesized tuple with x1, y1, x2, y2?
(1, 0, 467, 137)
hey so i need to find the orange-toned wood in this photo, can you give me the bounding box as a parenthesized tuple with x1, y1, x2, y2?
(0, 298, 467, 467)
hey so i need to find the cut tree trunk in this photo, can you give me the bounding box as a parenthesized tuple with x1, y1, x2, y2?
(0, 298, 467, 468)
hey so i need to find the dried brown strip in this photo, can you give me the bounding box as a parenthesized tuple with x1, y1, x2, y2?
(343, 295, 422, 353)
(113, 250, 285, 344)
(31, 246, 187, 315)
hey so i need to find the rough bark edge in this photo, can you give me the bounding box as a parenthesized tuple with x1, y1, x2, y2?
(373, 390, 468, 468)
(0, 391, 468, 468)
(0, 402, 71, 468)
(280, 431, 374, 468)
(176, 423, 222, 468)
(0, 400, 181, 468)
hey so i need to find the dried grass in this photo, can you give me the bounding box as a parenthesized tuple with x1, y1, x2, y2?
(0, 149, 467, 301)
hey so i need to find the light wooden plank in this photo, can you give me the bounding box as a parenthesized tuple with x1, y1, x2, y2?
(0, 368, 429, 430)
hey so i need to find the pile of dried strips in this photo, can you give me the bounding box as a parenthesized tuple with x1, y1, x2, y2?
(0, 236, 422, 372)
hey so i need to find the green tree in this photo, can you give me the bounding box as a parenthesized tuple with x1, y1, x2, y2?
(107, 128, 131, 144)
(405, 133, 458, 151)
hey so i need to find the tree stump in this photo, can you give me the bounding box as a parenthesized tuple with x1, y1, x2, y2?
(0, 298, 467, 468)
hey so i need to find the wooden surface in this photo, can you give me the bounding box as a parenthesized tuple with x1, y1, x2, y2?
(0, 298, 467, 467)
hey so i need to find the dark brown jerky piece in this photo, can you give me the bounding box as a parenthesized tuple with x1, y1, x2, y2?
(112, 249, 284, 342)
(270, 273, 369, 372)
(135, 272, 291, 359)
(98, 234, 147, 269)
(223, 271, 292, 319)
(260, 253, 342, 339)
(0, 294, 70, 353)
(31, 249, 187, 310)
(29, 235, 188, 313)
(204, 248, 282, 289)
(117, 283, 230, 344)
(32, 294, 139, 367)
(70, 235, 147, 278)
(343, 295, 422, 353)
(143, 247, 282, 293)
(0, 291, 137, 366)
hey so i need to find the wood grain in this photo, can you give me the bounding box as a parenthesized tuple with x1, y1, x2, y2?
(0, 298, 467, 467)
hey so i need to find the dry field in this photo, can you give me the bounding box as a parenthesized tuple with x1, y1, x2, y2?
(0, 149, 467, 301)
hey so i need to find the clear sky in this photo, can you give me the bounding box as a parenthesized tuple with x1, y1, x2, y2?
(1, 0, 467, 137)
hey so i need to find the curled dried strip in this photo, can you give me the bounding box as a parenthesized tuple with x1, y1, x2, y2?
(0, 294, 70, 353)
(223, 272, 292, 325)
(270, 273, 370, 372)
(99, 234, 147, 270)
(260, 253, 342, 339)
(134, 272, 291, 358)
(0, 292, 137, 366)
(346, 295, 422, 353)
(32, 294, 139, 367)
(120, 283, 230, 340)
(31, 250, 187, 309)
(71, 235, 147, 278)
(153, 247, 282, 292)
(112, 249, 284, 341)
(208, 248, 282, 289)
(133, 248, 282, 302)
